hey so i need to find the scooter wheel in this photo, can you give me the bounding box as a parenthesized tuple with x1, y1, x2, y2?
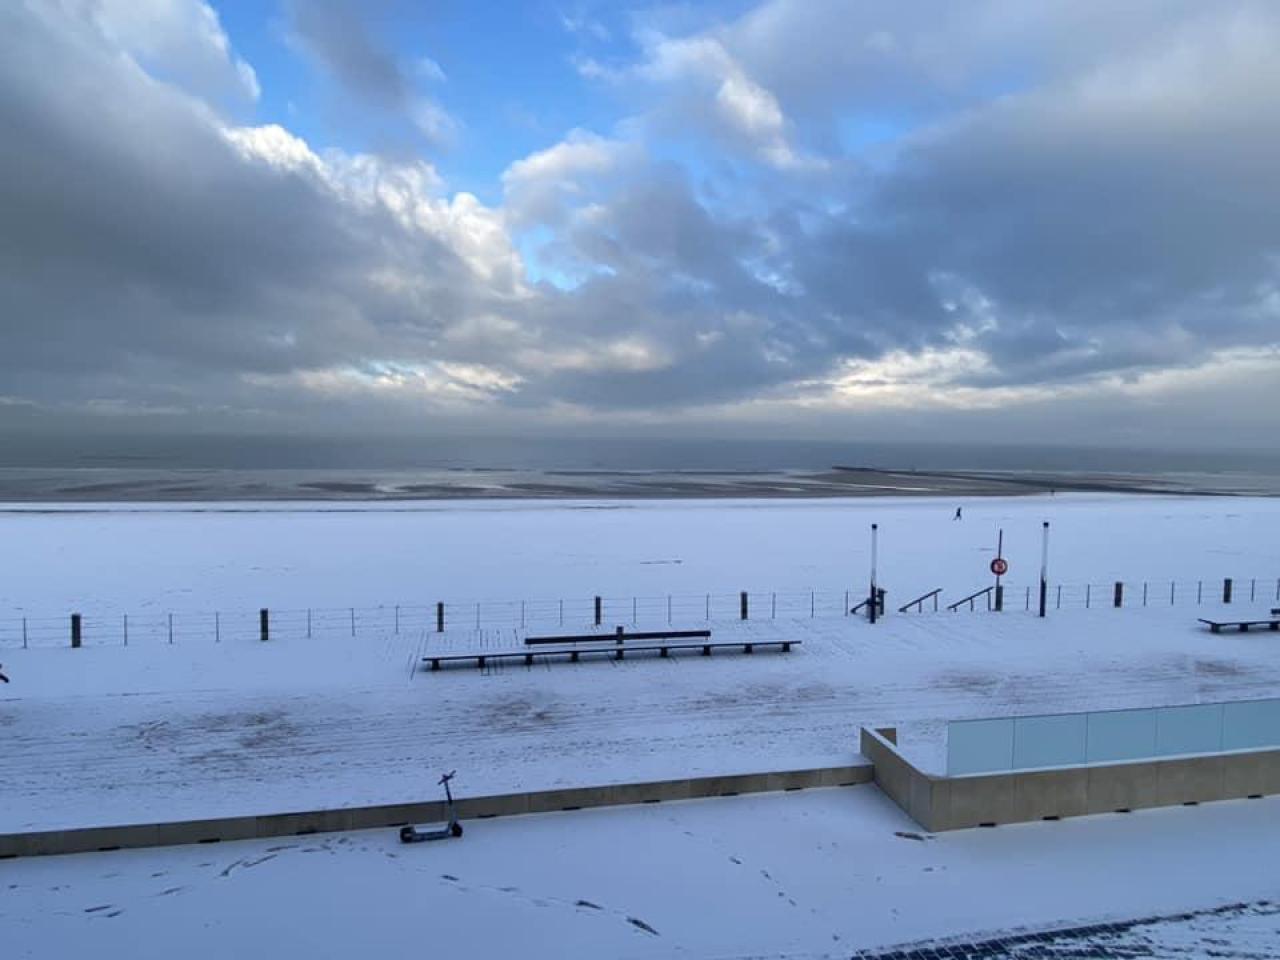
(450, 822, 463, 838)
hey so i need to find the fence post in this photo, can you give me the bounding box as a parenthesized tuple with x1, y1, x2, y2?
(306, 609, 311, 638)
(811, 591, 816, 617)
(259, 608, 269, 642)
(1143, 582, 1148, 607)
(395, 605, 400, 634)
(71, 613, 81, 648)
(1086, 585, 1091, 608)
(123, 614, 128, 646)
(594, 596, 602, 626)
(350, 608, 355, 637)
(667, 595, 671, 624)
(168, 612, 174, 644)
(740, 591, 748, 620)
(1250, 579, 1256, 602)
(771, 593, 776, 619)
(1171, 581, 1175, 605)
(1056, 585, 1061, 609)
(23, 616, 28, 649)
(1114, 582, 1123, 608)
(1025, 586, 1030, 610)
(437, 602, 445, 633)
(215, 611, 220, 643)
(705, 594, 710, 620)
(522, 600, 527, 629)
(1197, 581, 1203, 604)
(559, 599, 564, 626)
(1223, 578, 1233, 604)
(994, 585, 1003, 612)
(632, 597, 636, 624)
(844, 590, 849, 616)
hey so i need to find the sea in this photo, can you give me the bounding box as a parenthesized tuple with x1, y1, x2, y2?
(0, 434, 1277, 502)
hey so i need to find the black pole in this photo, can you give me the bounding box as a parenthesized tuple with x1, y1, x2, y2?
(994, 528, 1004, 612)
(259, 608, 269, 643)
(594, 595, 602, 626)
(436, 602, 445, 633)
(71, 613, 82, 648)
(1039, 521, 1049, 618)
(1223, 578, 1233, 604)
(869, 523, 879, 624)
(1114, 582, 1123, 608)
(740, 591, 749, 620)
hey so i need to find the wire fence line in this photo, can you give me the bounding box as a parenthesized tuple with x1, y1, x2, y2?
(1, 575, 1276, 649)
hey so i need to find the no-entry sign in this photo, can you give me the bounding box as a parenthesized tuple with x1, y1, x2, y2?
(990, 557, 1009, 576)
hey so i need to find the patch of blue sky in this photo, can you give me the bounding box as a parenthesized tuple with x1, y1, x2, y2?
(213, 1, 624, 202)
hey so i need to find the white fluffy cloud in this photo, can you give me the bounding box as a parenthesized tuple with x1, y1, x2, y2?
(84, 0, 259, 103)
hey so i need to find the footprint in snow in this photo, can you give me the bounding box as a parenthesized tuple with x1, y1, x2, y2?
(626, 916, 660, 936)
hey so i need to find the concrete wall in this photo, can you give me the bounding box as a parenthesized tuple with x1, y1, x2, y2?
(861, 726, 1280, 832)
(0, 763, 871, 860)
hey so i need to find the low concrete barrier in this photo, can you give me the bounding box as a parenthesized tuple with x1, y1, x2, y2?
(0, 763, 871, 859)
(861, 725, 1280, 831)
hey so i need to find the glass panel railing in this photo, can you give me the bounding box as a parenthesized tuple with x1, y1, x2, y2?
(946, 696, 1280, 775)
(1012, 713, 1088, 769)
(946, 717, 1014, 775)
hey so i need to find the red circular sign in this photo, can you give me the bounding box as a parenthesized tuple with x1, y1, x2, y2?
(990, 558, 1009, 576)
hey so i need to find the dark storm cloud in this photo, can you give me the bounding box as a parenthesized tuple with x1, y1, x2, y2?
(0, 4, 478, 409)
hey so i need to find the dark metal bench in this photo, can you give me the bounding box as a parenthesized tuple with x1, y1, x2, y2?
(423, 638, 797, 671)
(525, 629, 712, 646)
(1198, 617, 1280, 633)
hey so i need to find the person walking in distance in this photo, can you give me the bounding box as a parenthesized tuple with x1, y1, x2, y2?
(954, 506, 963, 521)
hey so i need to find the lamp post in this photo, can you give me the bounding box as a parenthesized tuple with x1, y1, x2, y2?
(869, 523, 879, 624)
(1039, 521, 1050, 618)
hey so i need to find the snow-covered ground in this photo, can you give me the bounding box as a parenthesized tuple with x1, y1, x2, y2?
(4, 590, 1280, 832)
(6, 786, 1280, 959)
(3, 492, 1280, 957)
(2, 493, 1277, 619)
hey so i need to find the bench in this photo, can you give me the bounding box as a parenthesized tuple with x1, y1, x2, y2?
(525, 629, 712, 646)
(423, 638, 798, 671)
(1198, 617, 1280, 633)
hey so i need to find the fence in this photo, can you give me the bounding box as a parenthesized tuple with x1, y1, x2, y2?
(0, 590, 857, 649)
(1, 575, 1275, 649)
(944, 576, 1280, 613)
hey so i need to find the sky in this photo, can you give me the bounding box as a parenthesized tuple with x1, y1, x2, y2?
(1, 0, 1278, 451)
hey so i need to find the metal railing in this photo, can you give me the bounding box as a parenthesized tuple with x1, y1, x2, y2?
(2, 575, 1276, 648)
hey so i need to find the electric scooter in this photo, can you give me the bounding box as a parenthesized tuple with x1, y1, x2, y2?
(399, 770, 464, 843)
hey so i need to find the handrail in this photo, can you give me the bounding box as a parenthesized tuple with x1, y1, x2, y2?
(947, 585, 994, 612)
(899, 588, 942, 614)
(850, 588, 886, 616)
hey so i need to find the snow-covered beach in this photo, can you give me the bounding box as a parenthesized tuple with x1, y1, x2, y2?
(3, 492, 1280, 958)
